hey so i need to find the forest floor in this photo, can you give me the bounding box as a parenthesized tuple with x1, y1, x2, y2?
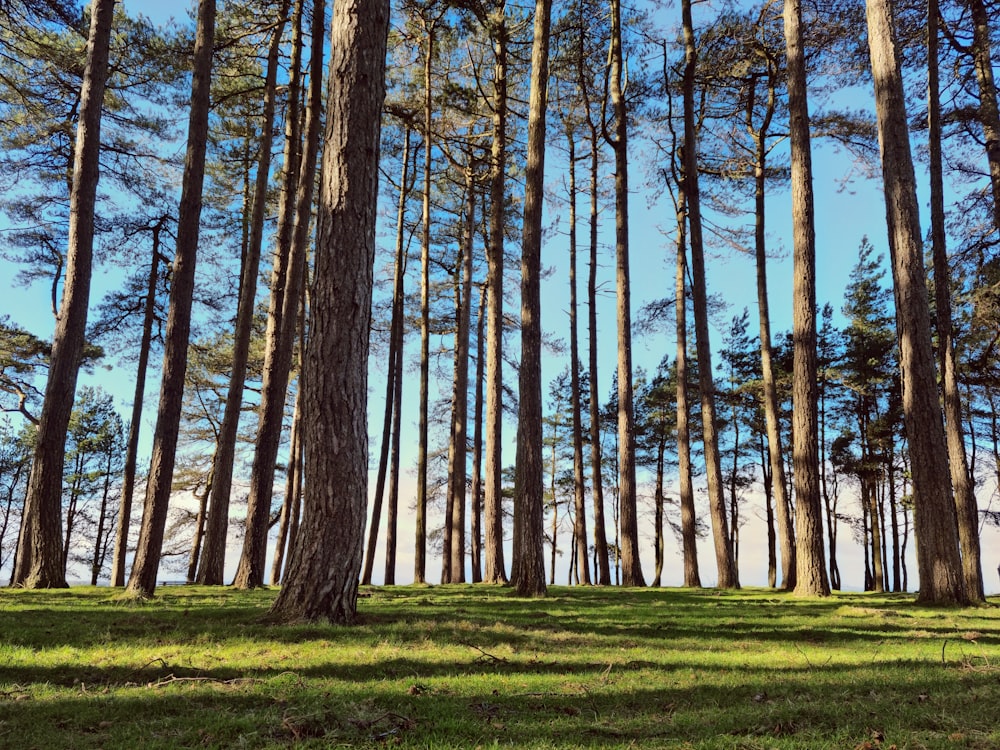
(0, 584, 999, 749)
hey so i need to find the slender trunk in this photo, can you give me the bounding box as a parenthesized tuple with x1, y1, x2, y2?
(13, 0, 115, 589)
(566, 128, 591, 585)
(483, 9, 508, 585)
(784, 0, 829, 596)
(231, 0, 321, 589)
(653, 436, 665, 586)
(578, 11, 610, 585)
(549, 430, 558, 585)
(470, 281, 487, 583)
(384, 238, 406, 586)
(445, 162, 475, 583)
(965, 0, 1000, 232)
(185, 468, 212, 582)
(866, 0, 966, 605)
(126, 0, 215, 598)
(587, 122, 610, 586)
(929, 0, 985, 602)
(761, 434, 776, 588)
(606, 0, 643, 588)
(269, 387, 301, 585)
(675, 180, 701, 588)
(198, 2, 289, 585)
(682, 0, 736, 589)
(511, 0, 552, 598)
(363, 127, 412, 586)
(749, 72, 796, 589)
(90, 451, 113, 584)
(415, 14, 439, 585)
(111, 223, 165, 586)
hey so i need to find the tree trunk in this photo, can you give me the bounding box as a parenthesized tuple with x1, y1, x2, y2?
(865, 0, 966, 605)
(586, 119, 611, 587)
(675, 190, 701, 589)
(511, 0, 552, 598)
(185, 469, 211, 582)
(269, 388, 301, 585)
(470, 282, 487, 583)
(929, 0, 985, 603)
(268, 0, 390, 624)
(197, 1, 289, 586)
(110, 221, 166, 586)
(483, 8, 509, 585)
(12, 0, 115, 589)
(749, 69, 796, 590)
(783, 0, 829, 597)
(605, 0, 643, 588)
(384, 236, 406, 585)
(566, 127, 591, 585)
(682, 0, 736, 589)
(231, 0, 322, 590)
(964, 0, 1000, 233)
(362, 126, 412, 586)
(445, 161, 475, 583)
(125, 0, 215, 598)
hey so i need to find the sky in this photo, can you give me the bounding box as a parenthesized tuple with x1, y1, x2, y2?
(2, 0, 998, 592)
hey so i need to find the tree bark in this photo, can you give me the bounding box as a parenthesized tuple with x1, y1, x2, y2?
(783, 0, 829, 597)
(110, 220, 166, 586)
(470, 281, 487, 583)
(414, 10, 442, 585)
(674, 186, 701, 588)
(865, 0, 966, 605)
(682, 0, 737, 589)
(483, 6, 509, 585)
(929, 0, 985, 603)
(125, 0, 216, 598)
(511, 0, 552, 598)
(268, 0, 390, 623)
(964, 0, 1000, 233)
(269, 387, 301, 585)
(606, 0, 643, 588)
(231, 0, 321, 590)
(748, 65, 796, 590)
(445, 161, 475, 583)
(566, 126, 591, 585)
(12, 0, 115, 589)
(197, 0, 289, 586)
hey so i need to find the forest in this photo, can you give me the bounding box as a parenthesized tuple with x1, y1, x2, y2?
(0, 0, 998, 624)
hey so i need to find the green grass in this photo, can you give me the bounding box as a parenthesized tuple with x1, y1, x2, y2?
(1, 585, 999, 749)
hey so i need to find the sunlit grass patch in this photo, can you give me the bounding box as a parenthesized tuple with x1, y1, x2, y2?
(1, 585, 998, 748)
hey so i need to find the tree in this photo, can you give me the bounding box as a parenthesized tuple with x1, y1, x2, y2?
(928, 0, 985, 603)
(62, 386, 124, 584)
(511, 0, 552, 598)
(783, 0, 829, 597)
(197, 0, 290, 586)
(865, 0, 966, 605)
(267, 0, 390, 624)
(605, 0, 643, 589)
(12, 0, 115, 589)
(682, 0, 737, 589)
(126, 0, 216, 599)
(231, 0, 321, 590)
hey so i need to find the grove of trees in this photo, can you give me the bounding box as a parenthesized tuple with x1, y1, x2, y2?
(2, 0, 999, 620)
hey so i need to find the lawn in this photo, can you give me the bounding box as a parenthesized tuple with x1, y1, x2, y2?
(1, 585, 998, 748)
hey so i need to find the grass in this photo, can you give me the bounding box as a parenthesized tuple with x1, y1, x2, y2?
(1, 585, 999, 749)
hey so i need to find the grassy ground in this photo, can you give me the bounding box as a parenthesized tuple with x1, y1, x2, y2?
(1, 585, 998, 749)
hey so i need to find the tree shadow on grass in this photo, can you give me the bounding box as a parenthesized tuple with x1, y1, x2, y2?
(1, 661, 997, 749)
